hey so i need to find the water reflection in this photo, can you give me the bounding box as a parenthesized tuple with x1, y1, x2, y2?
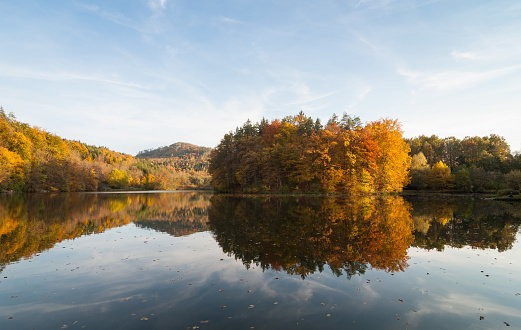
(2, 192, 521, 329)
(208, 195, 414, 278)
(0, 192, 210, 271)
(2, 192, 521, 275)
(406, 196, 521, 251)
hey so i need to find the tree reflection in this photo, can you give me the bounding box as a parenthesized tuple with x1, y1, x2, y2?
(0, 192, 210, 270)
(406, 196, 521, 251)
(208, 195, 414, 278)
(2, 192, 520, 276)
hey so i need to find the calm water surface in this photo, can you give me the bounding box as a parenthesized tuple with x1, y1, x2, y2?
(0, 192, 520, 329)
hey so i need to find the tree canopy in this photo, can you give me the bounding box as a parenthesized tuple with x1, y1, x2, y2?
(209, 112, 411, 194)
(0, 107, 209, 192)
(406, 134, 521, 192)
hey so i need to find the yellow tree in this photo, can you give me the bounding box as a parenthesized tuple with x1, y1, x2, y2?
(429, 161, 453, 190)
(366, 119, 411, 192)
(0, 147, 25, 189)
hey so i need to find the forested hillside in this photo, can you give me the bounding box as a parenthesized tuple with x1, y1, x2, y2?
(209, 112, 411, 194)
(135, 142, 212, 185)
(406, 135, 521, 192)
(0, 108, 209, 192)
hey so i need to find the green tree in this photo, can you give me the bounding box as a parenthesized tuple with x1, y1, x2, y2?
(453, 166, 472, 192)
(504, 170, 521, 191)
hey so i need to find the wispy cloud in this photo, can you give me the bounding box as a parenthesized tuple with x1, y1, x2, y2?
(148, 0, 167, 10)
(451, 51, 481, 60)
(0, 65, 149, 89)
(215, 16, 243, 24)
(398, 65, 521, 91)
(77, 3, 132, 28)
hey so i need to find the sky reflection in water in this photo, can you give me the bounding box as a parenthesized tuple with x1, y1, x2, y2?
(0, 192, 520, 329)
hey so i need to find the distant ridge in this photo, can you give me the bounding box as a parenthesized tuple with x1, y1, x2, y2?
(136, 142, 212, 173)
(136, 142, 212, 159)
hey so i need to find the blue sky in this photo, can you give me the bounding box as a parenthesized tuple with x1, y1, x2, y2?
(1, 0, 521, 155)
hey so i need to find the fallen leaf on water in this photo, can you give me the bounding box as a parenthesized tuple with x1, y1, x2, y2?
(247, 290, 252, 293)
(273, 302, 279, 305)
(326, 314, 331, 317)
(504, 322, 510, 326)
(141, 317, 148, 321)
(480, 316, 484, 320)
(199, 321, 209, 324)
(321, 303, 326, 305)
(221, 306, 226, 308)
(398, 299, 403, 302)
(411, 310, 417, 313)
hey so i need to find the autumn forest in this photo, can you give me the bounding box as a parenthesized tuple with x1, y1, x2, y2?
(1, 107, 520, 194)
(0, 108, 210, 192)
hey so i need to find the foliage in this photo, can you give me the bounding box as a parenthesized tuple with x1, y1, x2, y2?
(0, 108, 210, 192)
(107, 169, 130, 189)
(409, 152, 430, 189)
(209, 112, 411, 194)
(406, 134, 521, 192)
(428, 161, 453, 190)
(504, 170, 521, 190)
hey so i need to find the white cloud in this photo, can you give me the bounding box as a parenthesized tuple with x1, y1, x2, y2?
(451, 51, 481, 60)
(398, 65, 521, 91)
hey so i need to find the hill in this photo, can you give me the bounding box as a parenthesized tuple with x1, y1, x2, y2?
(0, 108, 210, 192)
(136, 142, 212, 173)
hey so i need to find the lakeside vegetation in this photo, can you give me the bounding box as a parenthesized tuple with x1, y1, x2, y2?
(0, 108, 210, 192)
(406, 134, 521, 194)
(1, 106, 520, 196)
(209, 112, 411, 194)
(209, 113, 521, 196)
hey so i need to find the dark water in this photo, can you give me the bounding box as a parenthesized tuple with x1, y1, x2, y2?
(1, 192, 520, 329)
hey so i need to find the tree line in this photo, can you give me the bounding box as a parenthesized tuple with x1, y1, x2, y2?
(209, 112, 411, 194)
(0, 108, 209, 192)
(406, 135, 521, 192)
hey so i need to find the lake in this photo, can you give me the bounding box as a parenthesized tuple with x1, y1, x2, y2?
(1, 192, 520, 329)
